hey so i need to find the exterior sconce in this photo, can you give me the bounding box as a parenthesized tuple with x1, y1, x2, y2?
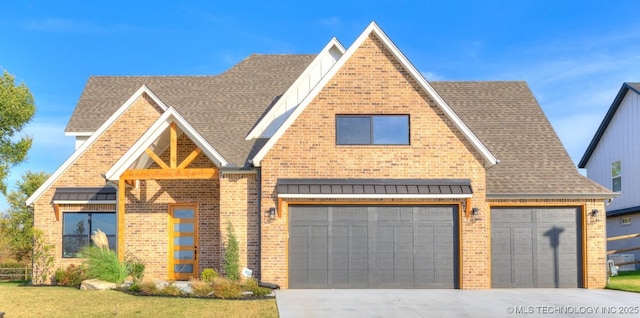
(590, 209, 601, 223)
(267, 207, 277, 222)
(471, 207, 481, 222)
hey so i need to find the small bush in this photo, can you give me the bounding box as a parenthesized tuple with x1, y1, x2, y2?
(137, 281, 159, 295)
(201, 268, 218, 283)
(223, 222, 240, 281)
(129, 281, 141, 292)
(81, 245, 128, 284)
(124, 254, 145, 282)
(189, 279, 215, 297)
(54, 264, 86, 288)
(212, 277, 242, 299)
(243, 278, 271, 297)
(158, 283, 183, 296)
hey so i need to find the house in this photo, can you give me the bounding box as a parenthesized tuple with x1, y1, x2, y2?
(28, 22, 614, 289)
(579, 82, 640, 270)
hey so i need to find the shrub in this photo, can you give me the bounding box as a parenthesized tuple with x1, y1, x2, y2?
(54, 264, 86, 288)
(157, 283, 183, 296)
(137, 281, 159, 295)
(124, 254, 145, 282)
(189, 279, 215, 297)
(212, 276, 242, 299)
(223, 222, 240, 281)
(243, 278, 272, 297)
(128, 281, 141, 292)
(31, 229, 55, 285)
(81, 230, 128, 284)
(201, 268, 218, 284)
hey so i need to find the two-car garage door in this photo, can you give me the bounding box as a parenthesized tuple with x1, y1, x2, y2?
(288, 205, 459, 288)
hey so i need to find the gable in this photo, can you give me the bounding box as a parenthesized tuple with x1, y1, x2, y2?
(105, 107, 227, 181)
(257, 33, 489, 183)
(27, 88, 166, 206)
(251, 22, 497, 167)
(579, 82, 640, 168)
(246, 38, 346, 139)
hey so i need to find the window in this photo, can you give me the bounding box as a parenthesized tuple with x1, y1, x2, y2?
(336, 115, 409, 145)
(612, 161, 621, 192)
(62, 212, 116, 258)
(621, 217, 631, 225)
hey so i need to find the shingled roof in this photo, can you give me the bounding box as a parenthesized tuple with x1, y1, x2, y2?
(65, 56, 611, 197)
(66, 54, 316, 167)
(431, 81, 610, 197)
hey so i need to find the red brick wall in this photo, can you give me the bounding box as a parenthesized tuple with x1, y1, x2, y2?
(33, 94, 163, 282)
(259, 34, 488, 288)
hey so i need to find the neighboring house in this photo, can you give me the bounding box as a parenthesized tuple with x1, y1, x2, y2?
(579, 82, 640, 270)
(28, 22, 614, 289)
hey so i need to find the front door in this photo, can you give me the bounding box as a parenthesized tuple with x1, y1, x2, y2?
(169, 204, 198, 280)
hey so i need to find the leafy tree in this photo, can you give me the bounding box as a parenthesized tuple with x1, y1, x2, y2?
(223, 222, 240, 281)
(0, 70, 36, 194)
(0, 171, 49, 262)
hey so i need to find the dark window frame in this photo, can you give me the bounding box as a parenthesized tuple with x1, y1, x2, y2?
(335, 114, 410, 145)
(62, 211, 116, 258)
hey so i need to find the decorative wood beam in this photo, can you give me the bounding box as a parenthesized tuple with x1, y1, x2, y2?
(125, 179, 137, 187)
(117, 178, 125, 261)
(177, 147, 202, 170)
(122, 168, 218, 180)
(465, 198, 471, 219)
(170, 122, 177, 169)
(53, 204, 60, 221)
(145, 148, 170, 170)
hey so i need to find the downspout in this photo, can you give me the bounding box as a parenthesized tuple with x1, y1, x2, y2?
(256, 167, 262, 281)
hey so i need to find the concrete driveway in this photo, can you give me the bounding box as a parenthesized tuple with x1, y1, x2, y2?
(276, 289, 640, 318)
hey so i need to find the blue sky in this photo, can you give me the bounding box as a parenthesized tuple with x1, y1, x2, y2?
(1, 1, 639, 210)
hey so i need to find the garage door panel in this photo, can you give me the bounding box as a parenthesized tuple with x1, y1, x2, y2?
(289, 205, 457, 288)
(491, 207, 582, 288)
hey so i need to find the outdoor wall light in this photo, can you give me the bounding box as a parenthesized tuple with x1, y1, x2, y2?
(471, 207, 481, 222)
(267, 207, 277, 221)
(590, 209, 601, 223)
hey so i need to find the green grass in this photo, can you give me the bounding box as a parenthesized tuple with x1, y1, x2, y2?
(0, 281, 278, 317)
(607, 269, 640, 293)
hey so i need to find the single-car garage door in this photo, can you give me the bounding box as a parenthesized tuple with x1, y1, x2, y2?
(491, 207, 583, 288)
(289, 205, 458, 288)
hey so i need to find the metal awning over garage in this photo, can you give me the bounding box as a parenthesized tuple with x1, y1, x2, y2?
(52, 187, 117, 204)
(277, 179, 473, 199)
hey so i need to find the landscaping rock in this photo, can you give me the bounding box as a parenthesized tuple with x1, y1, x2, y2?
(80, 279, 117, 290)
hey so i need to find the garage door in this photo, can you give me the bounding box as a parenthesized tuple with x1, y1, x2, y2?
(491, 207, 583, 288)
(289, 205, 458, 289)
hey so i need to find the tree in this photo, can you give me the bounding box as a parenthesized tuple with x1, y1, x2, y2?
(0, 70, 36, 194)
(223, 222, 240, 281)
(0, 171, 49, 262)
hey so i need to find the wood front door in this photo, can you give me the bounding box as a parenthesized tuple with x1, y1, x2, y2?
(169, 204, 198, 280)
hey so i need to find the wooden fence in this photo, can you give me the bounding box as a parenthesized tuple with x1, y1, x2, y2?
(0, 266, 31, 281)
(607, 233, 640, 267)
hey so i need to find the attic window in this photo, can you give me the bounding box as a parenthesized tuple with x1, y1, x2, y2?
(620, 216, 631, 225)
(612, 161, 621, 192)
(336, 115, 409, 145)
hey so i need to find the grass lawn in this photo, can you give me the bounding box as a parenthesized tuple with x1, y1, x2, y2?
(607, 269, 640, 293)
(0, 281, 279, 318)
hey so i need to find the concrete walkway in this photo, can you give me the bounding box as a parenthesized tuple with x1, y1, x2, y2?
(276, 289, 640, 318)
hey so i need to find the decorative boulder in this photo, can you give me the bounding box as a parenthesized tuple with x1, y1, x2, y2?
(80, 279, 117, 290)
